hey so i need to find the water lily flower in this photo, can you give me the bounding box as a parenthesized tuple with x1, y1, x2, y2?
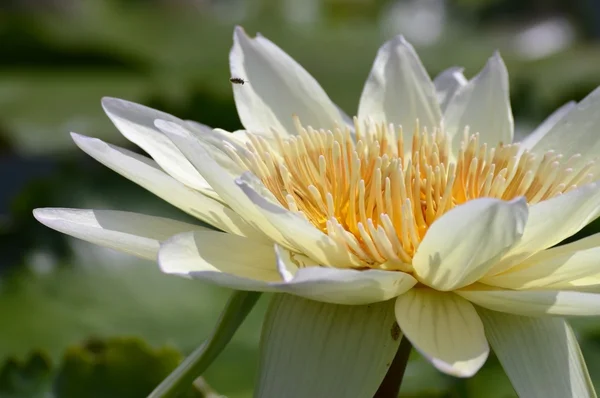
(35, 27, 600, 384)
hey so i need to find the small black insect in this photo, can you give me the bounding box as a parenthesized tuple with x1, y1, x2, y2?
(230, 77, 247, 85)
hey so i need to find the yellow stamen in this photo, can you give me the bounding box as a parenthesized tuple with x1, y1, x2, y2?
(227, 117, 596, 270)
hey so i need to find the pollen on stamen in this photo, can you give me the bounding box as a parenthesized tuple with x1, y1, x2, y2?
(224, 116, 596, 271)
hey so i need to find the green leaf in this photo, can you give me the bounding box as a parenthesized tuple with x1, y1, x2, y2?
(478, 308, 597, 398)
(54, 337, 198, 398)
(255, 294, 400, 398)
(0, 352, 53, 398)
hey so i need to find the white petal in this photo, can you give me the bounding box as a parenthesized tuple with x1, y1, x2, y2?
(412, 197, 528, 291)
(444, 53, 513, 150)
(394, 289, 489, 377)
(483, 233, 600, 289)
(230, 27, 345, 138)
(158, 230, 282, 290)
(161, 232, 416, 305)
(101, 97, 216, 197)
(275, 247, 417, 305)
(489, 182, 600, 275)
(530, 87, 600, 169)
(34, 208, 203, 260)
(358, 35, 441, 146)
(518, 101, 576, 150)
(156, 120, 286, 245)
(457, 286, 600, 316)
(71, 133, 258, 238)
(433, 67, 467, 112)
(236, 177, 364, 268)
(478, 309, 596, 398)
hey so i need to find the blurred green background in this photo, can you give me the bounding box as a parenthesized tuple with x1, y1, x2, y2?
(2, 0, 600, 396)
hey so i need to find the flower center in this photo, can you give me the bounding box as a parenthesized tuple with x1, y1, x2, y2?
(224, 117, 595, 270)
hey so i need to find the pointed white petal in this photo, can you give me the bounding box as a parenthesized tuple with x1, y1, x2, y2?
(275, 246, 417, 305)
(433, 67, 467, 112)
(156, 120, 286, 245)
(444, 53, 513, 150)
(519, 101, 576, 150)
(358, 35, 441, 146)
(483, 233, 600, 289)
(230, 27, 345, 138)
(101, 97, 216, 197)
(236, 177, 364, 268)
(394, 289, 489, 377)
(530, 87, 600, 169)
(71, 133, 258, 238)
(256, 295, 400, 398)
(457, 286, 600, 316)
(158, 230, 281, 290)
(478, 309, 596, 398)
(34, 208, 203, 260)
(412, 197, 528, 291)
(489, 182, 600, 275)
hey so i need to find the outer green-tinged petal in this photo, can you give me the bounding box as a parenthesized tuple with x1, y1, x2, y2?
(394, 289, 488, 377)
(230, 27, 346, 138)
(519, 101, 576, 150)
(33, 208, 203, 260)
(358, 35, 441, 145)
(457, 286, 600, 316)
(236, 177, 364, 268)
(156, 120, 286, 245)
(101, 97, 215, 197)
(158, 230, 282, 290)
(71, 133, 258, 238)
(433, 67, 467, 112)
(412, 197, 527, 291)
(483, 233, 600, 289)
(256, 294, 400, 398)
(489, 182, 600, 275)
(149, 291, 261, 398)
(531, 87, 600, 170)
(444, 53, 513, 151)
(478, 309, 597, 398)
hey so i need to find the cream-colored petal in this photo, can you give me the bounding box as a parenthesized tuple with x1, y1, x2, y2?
(518, 101, 576, 150)
(394, 289, 489, 377)
(457, 286, 600, 316)
(358, 35, 441, 149)
(34, 208, 203, 260)
(483, 233, 600, 289)
(275, 246, 417, 305)
(236, 177, 364, 268)
(230, 27, 345, 138)
(160, 231, 416, 305)
(183, 123, 249, 176)
(101, 97, 217, 197)
(433, 67, 467, 112)
(412, 197, 528, 291)
(71, 133, 258, 238)
(530, 87, 600, 170)
(158, 230, 282, 291)
(156, 120, 287, 245)
(478, 309, 596, 398)
(444, 53, 513, 150)
(489, 182, 600, 275)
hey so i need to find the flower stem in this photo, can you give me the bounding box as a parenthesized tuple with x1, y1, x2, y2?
(148, 291, 261, 398)
(373, 335, 412, 398)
